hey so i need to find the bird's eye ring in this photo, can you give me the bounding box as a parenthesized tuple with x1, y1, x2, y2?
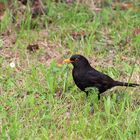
(75, 58, 79, 61)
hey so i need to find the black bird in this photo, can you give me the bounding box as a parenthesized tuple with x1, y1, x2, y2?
(63, 54, 139, 99)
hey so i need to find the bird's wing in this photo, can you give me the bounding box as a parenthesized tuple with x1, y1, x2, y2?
(84, 70, 114, 91)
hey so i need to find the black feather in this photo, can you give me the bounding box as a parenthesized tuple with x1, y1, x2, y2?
(68, 54, 139, 99)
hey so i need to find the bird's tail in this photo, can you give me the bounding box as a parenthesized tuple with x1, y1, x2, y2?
(114, 81, 140, 87)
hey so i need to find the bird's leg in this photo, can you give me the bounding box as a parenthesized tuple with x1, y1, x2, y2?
(90, 103, 94, 115)
(85, 91, 94, 114)
(98, 94, 101, 100)
(86, 91, 89, 98)
(84, 91, 89, 104)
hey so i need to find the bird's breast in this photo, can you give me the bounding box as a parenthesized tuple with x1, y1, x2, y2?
(72, 69, 87, 91)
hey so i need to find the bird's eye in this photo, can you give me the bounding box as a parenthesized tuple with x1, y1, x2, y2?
(75, 58, 79, 61)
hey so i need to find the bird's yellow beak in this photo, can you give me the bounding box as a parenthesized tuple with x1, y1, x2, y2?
(63, 59, 73, 63)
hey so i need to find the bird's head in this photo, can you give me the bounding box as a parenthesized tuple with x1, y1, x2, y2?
(63, 54, 90, 68)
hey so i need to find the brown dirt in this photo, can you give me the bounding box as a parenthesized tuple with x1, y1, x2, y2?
(0, 31, 64, 75)
(37, 40, 63, 66)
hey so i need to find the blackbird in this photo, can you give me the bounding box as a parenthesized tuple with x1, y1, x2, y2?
(63, 54, 139, 99)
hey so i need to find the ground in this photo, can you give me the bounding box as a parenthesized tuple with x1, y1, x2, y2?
(0, 0, 140, 139)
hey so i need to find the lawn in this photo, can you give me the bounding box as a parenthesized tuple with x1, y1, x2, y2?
(0, 0, 140, 139)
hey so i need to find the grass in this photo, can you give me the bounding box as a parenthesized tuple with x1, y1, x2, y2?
(0, 0, 140, 139)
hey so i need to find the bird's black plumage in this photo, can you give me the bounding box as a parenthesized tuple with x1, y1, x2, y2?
(65, 54, 139, 99)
